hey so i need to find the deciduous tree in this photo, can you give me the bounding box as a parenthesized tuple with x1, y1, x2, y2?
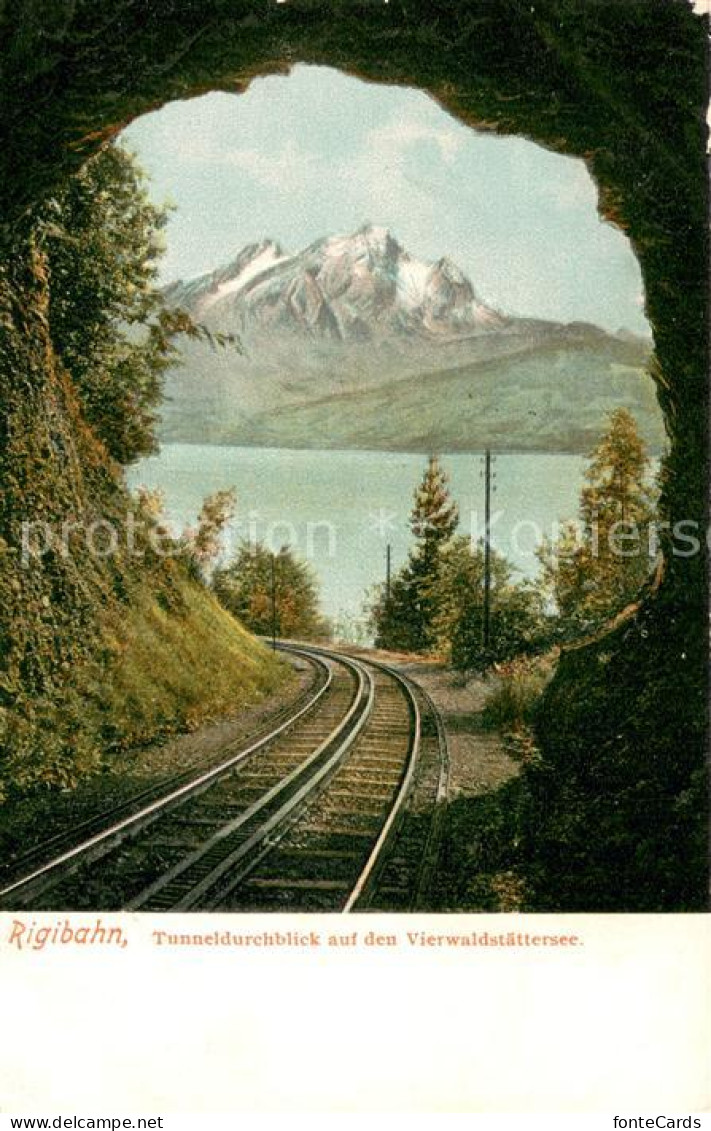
(538, 408, 657, 636)
(213, 542, 324, 640)
(39, 141, 232, 465)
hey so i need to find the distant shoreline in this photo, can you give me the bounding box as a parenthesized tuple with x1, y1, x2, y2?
(151, 438, 667, 459)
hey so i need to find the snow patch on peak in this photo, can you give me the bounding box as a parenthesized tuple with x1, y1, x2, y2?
(358, 223, 391, 243)
(322, 233, 356, 259)
(324, 224, 397, 256)
(396, 255, 431, 309)
(434, 256, 467, 285)
(166, 226, 507, 341)
(202, 241, 289, 310)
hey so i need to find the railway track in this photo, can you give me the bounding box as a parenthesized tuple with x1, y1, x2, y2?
(0, 643, 449, 913)
(0, 646, 335, 909)
(0, 650, 325, 888)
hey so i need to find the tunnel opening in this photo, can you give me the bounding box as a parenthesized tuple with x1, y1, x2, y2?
(0, 0, 707, 910)
(115, 65, 667, 639)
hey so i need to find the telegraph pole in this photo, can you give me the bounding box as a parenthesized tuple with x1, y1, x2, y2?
(270, 551, 278, 650)
(483, 447, 491, 651)
(385, 543, 392, 607)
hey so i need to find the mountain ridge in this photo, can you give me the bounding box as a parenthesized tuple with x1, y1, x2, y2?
(164, 224, 510, 344)
(159, 225, 662, 453)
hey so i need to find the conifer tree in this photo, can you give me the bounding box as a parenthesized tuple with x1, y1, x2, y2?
(406, 454, 459, 648)
(410, 453, 460, 549)
(373, 455, 459, 651)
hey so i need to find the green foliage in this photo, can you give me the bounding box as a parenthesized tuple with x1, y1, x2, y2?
(410, 454, 460, 545)
(38, 141, 233, 466)
(0, 580, 289, 800)
(481, 653, 557, 733)
(433, 537, 552, 671)
(406, 453, 460, 651)
(180, 488, 237, 580)
(538, 408, 658, 638)
(372, 455, 459, 652)
(0, 141, 249, 800)
(93, 582, 289, 750)
(370, 458, 552, 664)
(213, 542, 325, 641)
(521, 598, 708, 911)
(370, 569, 424, 653)
(0, 0, 705, 910)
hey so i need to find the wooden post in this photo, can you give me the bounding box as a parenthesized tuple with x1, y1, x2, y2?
(386, 543, 392, 607)
(483, 448, 491, 651)
(270, 552, 277, 650)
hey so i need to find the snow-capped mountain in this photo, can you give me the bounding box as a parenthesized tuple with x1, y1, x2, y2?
(163, 225, 506, 346)
(158, 226, 659, 453)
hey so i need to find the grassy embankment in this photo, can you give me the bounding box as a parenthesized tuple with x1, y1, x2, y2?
(96, 581, 290, 750)
(0, 576, 291, 802)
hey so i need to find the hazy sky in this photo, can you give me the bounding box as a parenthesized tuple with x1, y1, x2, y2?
(122, 64, 649, 334)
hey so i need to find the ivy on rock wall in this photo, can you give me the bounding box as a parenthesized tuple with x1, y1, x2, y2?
(0, 218, 277, 796)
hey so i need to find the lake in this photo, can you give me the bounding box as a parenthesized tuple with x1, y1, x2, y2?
(127, 445, 587, 628)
